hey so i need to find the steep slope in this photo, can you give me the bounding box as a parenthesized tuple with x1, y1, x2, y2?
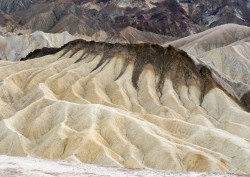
(0, 31, 76, 61)
(166, 24, 250, 112)
(110, 27, 177, 44)
(0, 0, 31, 13)
(0, 39, 250, 173)
(167, 24, 250, 55)
(0, 0, 197, 37)
(178, 0, 250, 27)
(0, 0, 250, 37)
(0, 28, 173, 61)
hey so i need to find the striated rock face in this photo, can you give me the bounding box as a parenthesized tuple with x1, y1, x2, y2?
(0, 32, 250, 173)
(0, 31, 77, 61)
(178, 0, 250, 27)
(0, 0, 202, 37)
(0, 0, 31, 13)
(0, 0, 249, 37)
(0, 28, 174, 61)
(166, 24, 250, 112)
(0, 0, 250, 37)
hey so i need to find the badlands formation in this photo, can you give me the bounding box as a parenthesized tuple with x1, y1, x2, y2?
(1, 0, 250, 38)
(0, 27, 172, 61)
(0, 24, 249, 175)
(168, 24, 250, 111)
(0, 31, 76, 61)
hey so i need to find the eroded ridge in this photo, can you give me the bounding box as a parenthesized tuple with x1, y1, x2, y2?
(21, 39, 248, 110)
(0, 39, 250, 173)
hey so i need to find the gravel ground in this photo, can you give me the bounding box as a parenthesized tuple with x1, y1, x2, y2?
(0, 156, 248, 177)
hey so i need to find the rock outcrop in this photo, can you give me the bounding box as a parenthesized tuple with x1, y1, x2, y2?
(178, 0, 250, 27)
(167, 24, 250, 112)
(0, 30, 250, 173)
(0, 31, 76, 61)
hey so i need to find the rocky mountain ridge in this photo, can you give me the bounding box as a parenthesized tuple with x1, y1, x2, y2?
(0, 24, 249, 173)
(0, 0, 250, 37)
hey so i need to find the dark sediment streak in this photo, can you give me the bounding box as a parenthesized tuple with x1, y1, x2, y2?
(21, 39, 249, 112)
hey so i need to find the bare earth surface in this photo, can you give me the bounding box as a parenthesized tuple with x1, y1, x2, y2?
(0, 24, 249, 174)
(0, 31, 76, 61)
(0, 156, 247, 177)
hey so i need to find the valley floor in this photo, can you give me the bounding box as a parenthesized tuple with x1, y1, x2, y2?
(0, 156, 247, 177)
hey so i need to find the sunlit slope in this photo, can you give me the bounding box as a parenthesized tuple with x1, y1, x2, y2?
(167, 24, 250, 111)
(0, 31, 76, 61)
(0, 40, 249, 173)
(0, 28, 173, 61)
